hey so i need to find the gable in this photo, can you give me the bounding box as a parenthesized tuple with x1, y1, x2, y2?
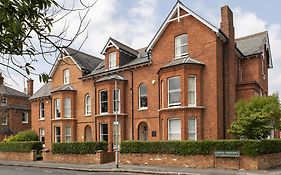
(146, 1, 224, 52)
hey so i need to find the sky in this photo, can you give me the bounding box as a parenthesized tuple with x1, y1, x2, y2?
(4, 0, 281, 96)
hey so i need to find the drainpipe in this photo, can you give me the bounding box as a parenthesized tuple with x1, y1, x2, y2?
(129, 70, 134, 140)
(94, 81, 97, 141)
(222, 39, 227, 139)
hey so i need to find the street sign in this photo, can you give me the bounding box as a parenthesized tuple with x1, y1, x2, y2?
(214, 151, 240, 158)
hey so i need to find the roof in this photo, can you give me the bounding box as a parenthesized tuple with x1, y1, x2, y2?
(87, 47, 150, 77)
(236, 31, 273, 68)
(161, 56, 205, 69)
(29, 82, 51, 100)
(101, 38, 139, 56)
(51, 84, 76, 93)
(49, 47, 102, 77)
(146, 1, 224, 52)
(0, 84, 29, 98)
(64, 48, 103, 72)
(96, 75, 127, 83)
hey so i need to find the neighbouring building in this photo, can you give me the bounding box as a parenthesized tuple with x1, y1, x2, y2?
(30, 1, 273, 150)
(0, 73, 32, 140)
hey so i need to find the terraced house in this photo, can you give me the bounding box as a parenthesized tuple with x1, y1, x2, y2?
(30, 1, 273, 150)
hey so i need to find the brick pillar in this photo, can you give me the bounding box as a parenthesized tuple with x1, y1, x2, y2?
(220, 6, 237, 138)
(27, 79, 34, 96)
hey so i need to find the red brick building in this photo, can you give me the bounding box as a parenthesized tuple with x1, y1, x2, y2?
(30, 1, 273, 149)
(0, 73, 32, 140)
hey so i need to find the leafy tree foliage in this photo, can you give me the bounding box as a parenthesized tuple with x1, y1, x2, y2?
(228, 94, 281, 139)
(0, 0, 95, 82)
(4, 130, 38, 142)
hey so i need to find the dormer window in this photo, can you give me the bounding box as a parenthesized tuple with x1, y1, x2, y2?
(175, 34, 188, 58)
(63, 69, 69, 84)
(109, 52, 117, 69)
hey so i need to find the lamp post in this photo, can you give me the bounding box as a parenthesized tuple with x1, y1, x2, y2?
(114, 79, 119, 168)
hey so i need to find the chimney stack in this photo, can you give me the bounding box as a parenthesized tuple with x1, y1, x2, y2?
(220, 5, 235, 41)
(0, 73, 3, 85)
(27, 79, 34, 96)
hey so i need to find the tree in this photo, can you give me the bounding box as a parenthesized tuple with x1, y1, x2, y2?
(228, 94, 281, 139)
(0, 0, 96, 82)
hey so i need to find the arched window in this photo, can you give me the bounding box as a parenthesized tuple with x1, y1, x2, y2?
(85, 94, 91, 115)
(39, 101, 44, 119)
(139, 84, 147, 109)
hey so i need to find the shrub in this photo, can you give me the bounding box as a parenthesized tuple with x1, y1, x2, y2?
(4, 130, 38, 142)
(120, 140, 281, 157)
(52, 142, 108, 154)
(0, 141, 42, 152)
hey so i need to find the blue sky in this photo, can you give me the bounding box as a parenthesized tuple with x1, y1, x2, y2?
(5, 0, 281, 96)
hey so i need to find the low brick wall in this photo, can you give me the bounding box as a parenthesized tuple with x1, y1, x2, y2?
(0, 151, 37, 161)
(43, 151, 115, 164)
(120, 152, 281, 170)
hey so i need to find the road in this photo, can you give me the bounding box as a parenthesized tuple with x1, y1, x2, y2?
(0, 165, 136, 175)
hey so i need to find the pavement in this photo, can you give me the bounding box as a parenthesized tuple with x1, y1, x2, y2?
(0, 160, 281, 175)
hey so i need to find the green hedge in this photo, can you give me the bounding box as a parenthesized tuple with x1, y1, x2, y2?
(4, 130, 38, 142)
(120, 140, 281, 157)
(52, 142, 108, 154)
(0, 141, 43, 152)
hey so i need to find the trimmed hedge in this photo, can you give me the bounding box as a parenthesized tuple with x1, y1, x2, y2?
(52, 142, 108, 154)
(120, 140, 281, 157)
(4, 130, 38, 142)
(0, 141, 43, 152)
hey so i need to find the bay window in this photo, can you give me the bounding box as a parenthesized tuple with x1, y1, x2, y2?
(168, 76, 181, 107)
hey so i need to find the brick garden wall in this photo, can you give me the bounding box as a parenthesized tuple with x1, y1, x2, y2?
(0, 151, 37, 161)
(120, 152, 281, 170)
(43, 151, 115, 164)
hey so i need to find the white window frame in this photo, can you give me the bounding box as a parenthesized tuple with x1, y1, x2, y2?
(63, 69, 70, 84)
(100, 123, 108, 141)
(22, 112, 28, 123)
(168, 118, 181, 140)
(100, 90, 108, 114)
(138, 84, 148, 109)
(1, 97, 7, 106)
(161, 80, 164, 108)
(64, 98, 71, 118)
(54, 98, 61, 119)
(39, 101, 44, 119)
(188, 117, 197, 141)
(65, 126, 71, 143)
(55, 126, 61, 143)
(113, 89, 120, 113)
(168, 76, 181, 107)
(109, 52, 117, 69)
(188, 75, 196, 107)
(85, 94, 91, 115)
(175, 34, 188, 58)
(39, 128, 45, 143)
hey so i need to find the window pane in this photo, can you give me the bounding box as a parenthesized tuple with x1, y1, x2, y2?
(85, 95, 91, 115)
(188, 76, 196, 106)
(113, 89, 120, 112)
(168, 77, 180, 90)
(100, 91, 108, 113)
(64, 98, 71, 118)
(109, 52, 116, 68)
(139, 85, 147, 95)
(139, 84, 147, 108)
(168, 119, 181, 140)
(65, 126, 71, 143)
(100, 124, 108, 141)
(169, 91, 180, 104)
(55, 127, 61, 143)
(55, 99, 61, 118)
(140, 96, 147, 108)
(181, 34, 187, 45)
(175, 34, 188, 57)
(40, 102, 44, 119)
(188, 118, 196, 141)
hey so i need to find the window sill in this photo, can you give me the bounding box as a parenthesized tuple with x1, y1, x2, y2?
(100, 112, 109, 115)
(138, 108, 148, 111)
(22, 122, 29, 124)
(84, 114, 92, 117)
(39, 118, 45, 121)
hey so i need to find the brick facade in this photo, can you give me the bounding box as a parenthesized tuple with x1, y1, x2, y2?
(30, 2, 272, 150)
(0, 74, 31, 140)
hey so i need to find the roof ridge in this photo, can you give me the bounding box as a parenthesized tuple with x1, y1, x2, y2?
(236, 31, 268, 41)
(109, 37, 139, 53)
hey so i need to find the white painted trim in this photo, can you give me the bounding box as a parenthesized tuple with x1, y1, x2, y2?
(146, 2, 219, 53)
(168, 76, 181, 108)
(49, 49, 82, 77)
(99, 90, 108, 114)
(113, 89, 120, 114)
(138, 83, 148, 109)
(101, 39, 119, 55)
